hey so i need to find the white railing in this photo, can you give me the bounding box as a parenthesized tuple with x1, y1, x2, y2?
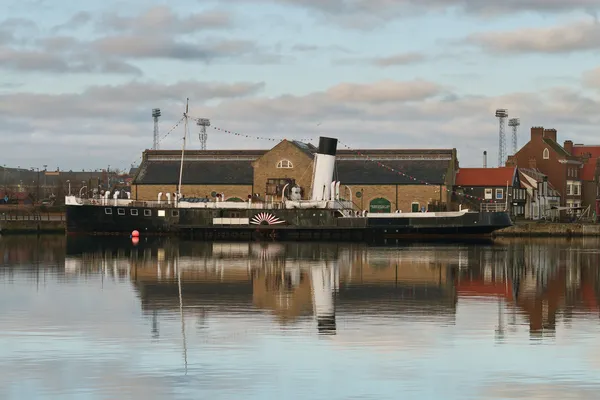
(480, 203, 508, 213)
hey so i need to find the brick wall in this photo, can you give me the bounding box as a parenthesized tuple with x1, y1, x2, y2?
(345, 184, 444, 212)
(133, 184, 252, 201)
(252, 141, 314, 198)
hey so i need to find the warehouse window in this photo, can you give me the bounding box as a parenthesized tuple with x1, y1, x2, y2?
(277, 159, 293, 169)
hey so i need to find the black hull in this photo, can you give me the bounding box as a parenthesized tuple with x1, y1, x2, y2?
(66, 205, 512, 243)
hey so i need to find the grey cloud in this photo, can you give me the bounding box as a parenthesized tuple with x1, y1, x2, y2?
(255, 0, 600, 28)
(51, 11, 92, 32)
(100, 6, 232, 34)
(0, 80, 265, 120)
(464, 20, 600, 54)
(335, 52, 426, 67)
(291, 43, 351, 53)
(0, 47, 142, 75)
(372, 52, 427, 67)
(2, 72, 600, 170)
(91, 35, 277, 63)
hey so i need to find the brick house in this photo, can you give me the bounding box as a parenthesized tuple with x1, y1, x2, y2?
(570, 144, 600, 212)
(132, 141, 458, 212)
(510, 127, 583, 210)
(453, 166, 526, 217)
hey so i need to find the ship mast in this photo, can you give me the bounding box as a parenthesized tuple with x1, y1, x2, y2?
(177, 98, 189, 201)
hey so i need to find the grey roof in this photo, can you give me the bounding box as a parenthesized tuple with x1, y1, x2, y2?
(133, 160, 254, 185)
(335, 159, 450, 185)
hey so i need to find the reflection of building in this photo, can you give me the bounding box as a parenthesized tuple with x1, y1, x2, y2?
(62, 237, 600, 339)
(455, 240, 600, 337)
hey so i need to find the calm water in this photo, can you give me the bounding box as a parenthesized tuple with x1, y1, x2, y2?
(2, 236, 600, 400)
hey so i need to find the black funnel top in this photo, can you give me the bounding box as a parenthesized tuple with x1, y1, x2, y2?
(318, 137, 338, 156)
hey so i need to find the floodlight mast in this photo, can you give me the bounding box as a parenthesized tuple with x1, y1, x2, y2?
(508, 118, 520, 155)
(152, 108, 161, 150)
(495, 109, 508, 167)
(197, 118, 211, 150)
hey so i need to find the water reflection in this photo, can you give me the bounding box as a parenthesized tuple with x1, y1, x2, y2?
(59, 237, 600, 339)
(2, 236, 600, 399)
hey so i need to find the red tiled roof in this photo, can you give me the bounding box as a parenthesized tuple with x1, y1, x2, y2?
(572, 145, 600, 181)
(455, 167, 516, 187)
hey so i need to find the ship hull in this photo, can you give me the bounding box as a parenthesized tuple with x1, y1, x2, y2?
(66, 204, 512, 242)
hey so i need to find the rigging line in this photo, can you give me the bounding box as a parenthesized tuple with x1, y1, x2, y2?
(120, 116, 187, 171)
(207, 124, 314, 143)
(208, 125, 491, 203)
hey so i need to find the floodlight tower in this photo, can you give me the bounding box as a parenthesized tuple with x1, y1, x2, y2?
(508, 118, 520, 155)
(152, 108, 161, 150)
(495, 109, 508, 167)
(197, 118, 210, 150)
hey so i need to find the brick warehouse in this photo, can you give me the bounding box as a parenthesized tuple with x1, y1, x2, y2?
(132, 140, 458, 212)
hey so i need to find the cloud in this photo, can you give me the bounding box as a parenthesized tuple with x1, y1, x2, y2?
(100, 6, 233, 34)
(583, 67, 600, 88)
(464, 20, 600, 54)
(0, 47, 142, 75)
(51, 11, 92, 32)
(253, 0, 600, 28)
(335, 52, 427, 67)
(325, 80, 443, 103)
(91, 36, 264, 62)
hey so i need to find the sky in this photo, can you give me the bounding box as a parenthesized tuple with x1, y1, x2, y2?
(2, 0, 600, 171)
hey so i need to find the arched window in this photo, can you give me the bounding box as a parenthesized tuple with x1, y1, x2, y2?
(543, 148, 549, 160)
(277, 159, 293, 169)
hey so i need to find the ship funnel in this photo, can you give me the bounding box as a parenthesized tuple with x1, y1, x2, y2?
(311, 137, 338, 201)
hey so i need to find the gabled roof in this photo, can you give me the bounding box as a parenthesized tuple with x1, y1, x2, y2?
(572, 145, 600, 181)
(133, 160, 254, 185)
(455, 167, 516, 187)
(542, 138, 571, 157)
(335, 159, 450, 185)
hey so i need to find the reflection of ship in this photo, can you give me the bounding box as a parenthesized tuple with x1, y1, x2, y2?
(62, 238, 600, 337)
(65, 241, 457, 334)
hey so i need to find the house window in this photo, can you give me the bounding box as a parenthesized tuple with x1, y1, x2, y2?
(144, 209, 151, 217)
(131, 209, 138, 216)
(496, 189, 504, 200)
(567, 184, 572, 195)
(104, 208, 112, 215)
(573, 183, 580, 196)
(277, 159, 293, 169)
(484, 188, 493, 199)
(117, 208, 125, 215)
(543, 148, 549, 159)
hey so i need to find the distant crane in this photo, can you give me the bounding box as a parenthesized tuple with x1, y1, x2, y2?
(152, 108, 161, 150)
(508, 118, 520, 155)
(197, 118, 210, 150)
(496, 109, 508, 167)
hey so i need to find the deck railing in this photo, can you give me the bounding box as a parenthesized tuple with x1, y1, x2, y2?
(480, 203, 508, 213)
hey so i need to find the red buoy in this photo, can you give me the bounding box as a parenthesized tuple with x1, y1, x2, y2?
(131, 237, 140, 245)
(132, 230, 140, 237)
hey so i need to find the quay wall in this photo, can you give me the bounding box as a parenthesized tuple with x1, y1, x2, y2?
(495, 223, 600, 237)
(0, 220, 65, 234)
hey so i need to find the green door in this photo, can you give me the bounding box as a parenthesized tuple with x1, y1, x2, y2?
(369, 197, 391, 213)
(411, 202, 419, 212)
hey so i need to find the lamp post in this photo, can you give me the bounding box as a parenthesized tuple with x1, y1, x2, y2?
(43, 164, 47, 197)
(66, 180, 71, 196)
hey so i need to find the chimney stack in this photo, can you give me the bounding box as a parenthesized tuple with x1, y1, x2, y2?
(483, 151, 487, 168)
(531, 127, 544, 141)
(543, 129, 557, 142)
(563, 140, 573, 155)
